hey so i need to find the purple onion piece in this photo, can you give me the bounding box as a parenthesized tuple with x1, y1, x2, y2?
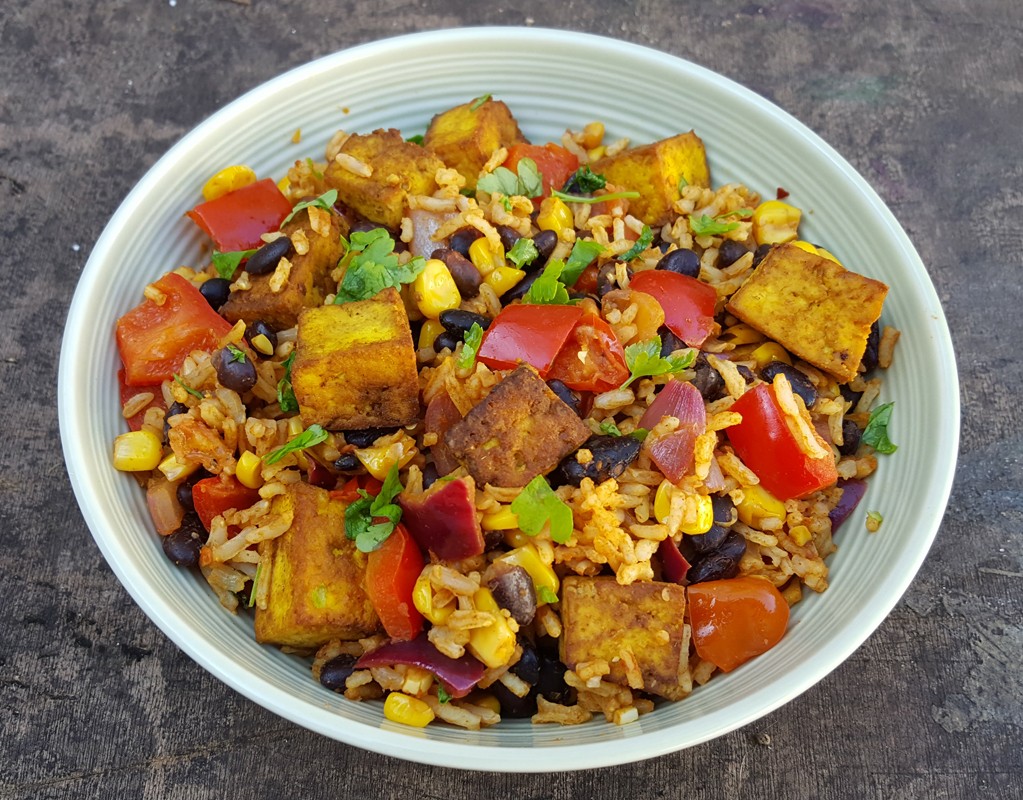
(829, 479, 867, 533)
(355, 635, 485, 698)
(658, 536, 691, 584)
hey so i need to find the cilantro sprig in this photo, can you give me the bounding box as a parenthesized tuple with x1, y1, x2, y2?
(536, 585, 559, 605)
(689, 208, 753, 237)
(211, 248, 257, 280)
(561, 240, 604, 286)
(620, 337, 696, 389)
(344, 463, 404, 552)
(506, 237, 539, 268)
(619, 225, 654, 262)
(226, 344, 247, 363)
(262, 424, 328, 465)
(469, 93, 492, 111)
(280, 189, 338, 228)
(524, 260, 574, 305)
(334, 228, 426, 304)
(561, 165, 606, 195)
(276, 350, 298, 413)
(173, 373, 203, 399)
(599, 419, 623, 437)
(457, 322, 484, 371)
(477, 158, 543, 199)
(861, 402, 898, 454)
(510, 475, 574, 544)
(550, 189, 640, 204)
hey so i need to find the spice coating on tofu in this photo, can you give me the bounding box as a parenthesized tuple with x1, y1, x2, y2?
(292, 287, 419, 430)
(255, 482, 378, 648)
(442, 365, 590, 488)
(560, 576, 690, 701)
(726, 243, 889, 383)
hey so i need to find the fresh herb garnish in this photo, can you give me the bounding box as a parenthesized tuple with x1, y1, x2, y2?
(561, 165, 606, 195)
(406, 133, 425, 145)
(437, 686, 452, 704)
(305, 157, 324, 180)
(510, 475, 573, 544)
(476, 158, 543, 199)
(173, 373, 203, 399)
(280, 189, 338, 227)
(561, 240, 605, 286)
(469, 93, 492, 111)
(867, 510, 884, 527)
(211, 248, 257, 280)
(619, 225, 654, 261)
(550, 189, 640, 204)
(537, 585, 559, 605)
(344, 462, 404, 552)
(262, 423, 328, 465)
(506, 237, 540, 268)
(334, 228, 426, 304)
(629, 428, 650, 442)
(457, 322, 484, 371)
(688, 208, 754, 237)
(599, 419, 623, 437)
(248, 562, 261, 609)
(677, 176, 689, 192)
(523, 259, 573, 306)
(276, 350, 298, 413)
(226, 344, 246, 363)
(862, 401, 898, 454)
(620, 337, 696, 389)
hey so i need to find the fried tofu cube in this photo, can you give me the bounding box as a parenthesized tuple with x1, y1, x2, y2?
(255, 482, 378, 647)
(560, 576, 690, 700)
(726, 243, 889, 382)
(325, 129, 445, 229)
(592, 131, 710, 226)
(221, 210, 348, 330)
(443, 365, 590, 487)
(292, 287, 419, 430)
(423, 98, 527, 189)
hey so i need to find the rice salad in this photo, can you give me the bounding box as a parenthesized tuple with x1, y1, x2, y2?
(111, 96, 899, 730)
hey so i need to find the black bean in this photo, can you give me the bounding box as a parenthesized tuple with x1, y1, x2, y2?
(547, 379, 582, 416)
(687, 523, 731, 556)
(245, 236, 294, 276)
(752, 243, 772, 268)
(447, 227, 483, 258)
(161, 514, 207, 567)
(531, 230, 558, 269)
(319, 654, 358, 692)
(712, 495, 738, 528)
(860, 320, 880, 373)
(487, 564, 537, 626)
(501, 270, 539, 303)
(657, 248, 700, 278)
(163, 401, 189, 440)
(692, 354, 726, 401)
(421, 462, 439, 490)
(512, 640, 541, 685)
(736, 364, 756, 384)
(659, 327, 686, 358)
(433, 330, 461, 353)
(718, 239, 750, 268)
(333, 452, 360, 472)
(432, 247, 482, 298)
(840, 384, 863, 408)
(687, 531, 746, 584)
(344, 427, 397, 448)
(496, 225, 521, 253)
(176, 480, 196, 514)
(535, 654, 571, 704)
(549, 435, 642, 487)
(439, 309, 491, 336)
(596, 262, 621, 297)
(760, 362, 818, 407)
(838, 419, 862, 456)
(199, 277, 231, 310)
(215, 347, 257, 393)
(491, 680, 538, 718)
(244, 320, 278, 357)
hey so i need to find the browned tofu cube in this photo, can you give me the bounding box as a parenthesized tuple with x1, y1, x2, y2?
(423, 98, 527, 189)
(443, 365, 590, 487)
(592, 131, 710, 226)
(560, 576, 689, 700)
(221, 209, 348, 329)
(255, 482, 378, 647)
(325, 129, 445, 229)
(726, 243, 889, 382)
(292, 287, 419, 430)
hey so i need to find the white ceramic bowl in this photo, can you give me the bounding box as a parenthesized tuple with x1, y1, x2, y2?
(59, 27, 959, 770)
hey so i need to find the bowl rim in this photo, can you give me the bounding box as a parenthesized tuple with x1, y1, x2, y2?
(59, 25, 960, 771)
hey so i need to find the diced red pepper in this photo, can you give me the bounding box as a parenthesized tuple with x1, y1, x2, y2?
(191, 476, 261, 533)
(477, 304, 584, 376)
(117, 369, 166, 431)
(365, 524, 425, 642)
(329, 475, 384, 505)
(629, 270, 717, 347)
(545, 312, 629, 392)
(504, 143, 579, 203)
(185, 177, 293, 252)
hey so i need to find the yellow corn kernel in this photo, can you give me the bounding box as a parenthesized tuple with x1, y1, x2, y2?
(750, 342, 792, 370)
(536, 196, 573, 234)
(580, 121, 605, 149)
(383, 692, 435, 727)
(468, 692, 502, 715)
(413, 573, 454, 625)
(790, 240, 819, 255)
(736, 484, 787, 528)
(112, 430, 163, 472)
(495, 544, 559, 603)
(236, 450, 264, 489)
(587, 145, 606, 161)
(502, 529, 531, 549)
(355, 438, 416, 481)
(277, 176, 291, 194)
(680, 494, 714, 535)
(721, 323, 765, 346)
(481, 506, 519, 531)
(249, 333, 274, 357)
(789, 524, 813, 547)
(484, 266, 526, 298)
(814, 246, 842, 265)
(401, 666, 434, 696)
(418, 319, 445, 350)
(157, 452, 199, 483)
(468, 588, 517, 668)
(202, 165, 257, 202)
(654, 480, 673, 524)
(413, 258, 461, 319)
(752, 200, 801, 246)
(468, 237, 505, 277)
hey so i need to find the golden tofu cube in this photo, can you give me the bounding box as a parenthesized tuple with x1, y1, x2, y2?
(255, 482, 378, 647)
(592, 131, 710, 226)
(292, 287, 419, 430)
(726, 243, 889, 382)
(560, 576, 690, 700)
(325, 129, 445, 229)
(221, 210, 347, 330)
(423, 98, 527, 189)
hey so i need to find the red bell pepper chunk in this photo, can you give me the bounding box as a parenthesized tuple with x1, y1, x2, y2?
(365, 524, 425, 642)
(116, 272, 234, 386)
(329, 475, 384, 505)
(629, 270, 717, 347)
(545, 312, 629, 393)
(117, 369, 166, 431)
(504, 143, 579, 203)
(185, 177, 293, 253)
(728, 383, 838, 501)
(477, 304, 584, 376)
(191, 476, 262, 533)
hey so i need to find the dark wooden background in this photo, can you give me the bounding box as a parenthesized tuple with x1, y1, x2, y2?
(3, 1, 1021, 797)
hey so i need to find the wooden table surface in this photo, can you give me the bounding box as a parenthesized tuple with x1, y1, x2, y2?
(3, 1, 1021, 797)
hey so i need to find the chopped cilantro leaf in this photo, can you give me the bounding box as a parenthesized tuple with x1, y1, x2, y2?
(343, 462, 405, 552)
(248, 562, 261, 608)
(477, 158, 542, 199)
(629, 428, 650, 442)
(689, 208, 754, 237)
(305, 157, 324, 180)
(406, 133, 424, 145)
(550, 189, 640, 204)
(276, 350, 298, 413)
(469, 93, 492, 111)
(620, 337, 696, 389)
(226, 344, 246, 363)
(506, 237, 540, 268)
(561, 240, 604, 286)
(619, 225, 654, 261)
(334, 228, 426, 304)
(599, 420, 623, 437)
(211, 248, 257, 280)
(561, 165, 606, 195)
(457, 322, 484, 371)
(510, 475, 574, 544)
(862, 402, 898, 454)
(280, 189, 338, 227)
(437, 686, 452, 704)
(262, 423, 328, 465)
(523, 259, 573, 305)
(173, 373, 203, 399)
(537, 585, 559, 605)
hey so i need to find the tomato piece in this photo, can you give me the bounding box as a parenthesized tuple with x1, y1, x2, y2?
(728, 383, 838, 500)
(192, 476, 261, 533)
(504, 143, 579, 202)
(116, 272, 234, 386)
(329, 475, 384, 505)
(365, 524, 425, 641)
(117, 368, 166, 432)
(546, 312, 629, 392)
(688, 577, 790, 672)
(477, 304, 584, 376)
(185, 177, 293, 253)
(629, 270, 717, 347)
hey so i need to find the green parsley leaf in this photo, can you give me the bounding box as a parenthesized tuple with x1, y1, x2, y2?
(469, 93, 492, 111)
(537, 585, 559, 605)
(562, 165, 606, 194)
(506, 237, 540, 268)
(862, 401, 898, 454)
(629, 428, 650, 442)
(599, 419, 623, 437)
(516, 158, 543, 198)
(334, 228, 426, 304)
(173, 373, 203, 399)
(619, 225, 654, 261)
(248, 562, 261, 609)
(550, 189, 640, 204)
(437, 686, 452, 704)
(305, 157, 324, 181)
(620, 337, 696, 389)
(867, 510, 884, 527)
(405, 133, 424, 145)
(280, 189, 338, 228)
(688, 208, 754, 237)
(276, 351, 298, 413)
(457, 322, 484, 371)
(523, 259, 573, 306)
(476, 158, 543, 199)
(561, 240, 605, 286)
(344, 462, 406, 552)
(226, 343, 246, 363)
(510, 475, 574, 544)
(262, 423, 328, 465)
(211, 248, 257, 280)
